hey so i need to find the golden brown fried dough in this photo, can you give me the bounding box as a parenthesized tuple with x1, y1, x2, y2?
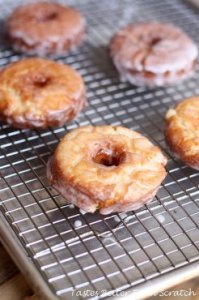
(165, 97, 199, 170)
(0, 58, 86, 129)
(7, 2, 86, 56)
(110, 22, 198, 87)
(47, 125, 167, 214)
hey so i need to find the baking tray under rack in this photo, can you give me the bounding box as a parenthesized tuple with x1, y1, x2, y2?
(0, 0, 199, 299)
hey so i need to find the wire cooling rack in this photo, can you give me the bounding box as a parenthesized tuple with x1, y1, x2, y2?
(0, 0, 199, 299)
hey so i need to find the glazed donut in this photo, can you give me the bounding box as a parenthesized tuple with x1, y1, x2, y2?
(110, 22, 198, 87)
(6, 2, 86, 56)
(0, 58, 86, 129)
(165, 96, 199, 170)
(47, 126, 167, 214)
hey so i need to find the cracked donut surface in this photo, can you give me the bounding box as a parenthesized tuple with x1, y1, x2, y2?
(0, 58, 86, 129)
(47, 126, 167, 214)
(165, 97, 199, 170)
(7, 2, 86, 56)
(110, 22, 198, 87)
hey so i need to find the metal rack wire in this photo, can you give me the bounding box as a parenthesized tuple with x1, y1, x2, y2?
(0, 0, 199, 299)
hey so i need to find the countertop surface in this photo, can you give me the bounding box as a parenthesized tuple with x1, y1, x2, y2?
(0, 242, 37, 300)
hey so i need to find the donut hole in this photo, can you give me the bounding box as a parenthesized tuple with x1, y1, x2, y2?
(37, 12, 58, 22)
(33, 74, 51, 87)
(150, 37, 162, 47)
(93, 147, 125, 167)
